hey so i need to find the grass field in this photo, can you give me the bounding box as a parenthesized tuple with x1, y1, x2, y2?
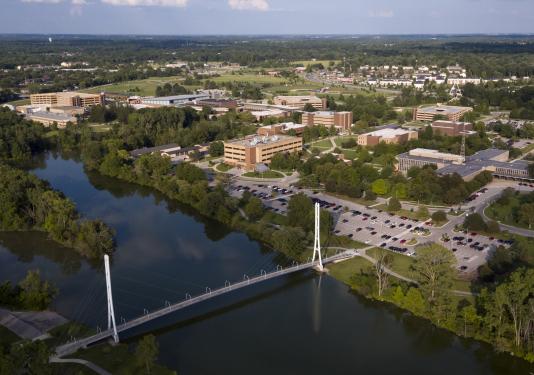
(215, 163, 233, 172)
(0, 325, 19, 347)
(375, 204, 429, 221)
(81, 76, 185, 96)
(291, 60, 340, 67)
(325, 192, 377, 207)
(308, 139, 333, 149)
(328, 257, 371, 285)
(242, 170, 284, 179)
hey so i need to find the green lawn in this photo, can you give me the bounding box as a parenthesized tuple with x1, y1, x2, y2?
(325, 192, 377, 207)
(291, 59, 340, 67)
(375, 204, 429, 221)
(521, 142, 534, 153)
(308, 139, 332, 149)
(334, 136, 358, 147)
(242, 170, 284, 179)
(366, 248, 472, 292)
(205, 73, 288, 85)
(328, 257, 371, 286)
(81, 76, 184, 96)
(342, 149, 358, 160)
(484, 193, 532, 230)
(215, 163, 232, 172)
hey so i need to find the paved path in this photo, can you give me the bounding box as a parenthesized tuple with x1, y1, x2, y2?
(50, 357, 111, 375)
(0, 308, 68, 340)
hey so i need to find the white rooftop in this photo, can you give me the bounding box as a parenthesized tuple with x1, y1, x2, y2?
(363, 128, 413, 139)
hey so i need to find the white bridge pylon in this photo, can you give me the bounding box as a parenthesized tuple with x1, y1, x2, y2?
(312, 202, 324, 271)
(104, 254, 119, 344)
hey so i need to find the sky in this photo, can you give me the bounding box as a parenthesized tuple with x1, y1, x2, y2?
(1, 0, 534, 35)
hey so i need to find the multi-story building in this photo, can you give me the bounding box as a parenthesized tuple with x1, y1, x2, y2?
(357, 128, 418, 146)
(223, 135, 302, 170)
(30, 92, 104, 108)
(413, 104, 472, 122)
(396, 148, 531, 181)
(301, 111, 353, 131)
(273, 95, 326, 110)
(431, 120, 473, 136)
(257, 122, 307, 136)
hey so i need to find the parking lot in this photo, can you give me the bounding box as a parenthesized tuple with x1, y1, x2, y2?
(228, 180, 512, 274)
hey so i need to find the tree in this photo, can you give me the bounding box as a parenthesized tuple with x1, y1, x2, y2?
(493, 268, 534, 348)
(416, 205, 430, 220)
(364, 190, 377, 201)
(412, 244, 456, 303)
(209, 141, 224, 157)
(371, 179, 389, 196)
(486, 220, 500, 234)
(303, 103, 316, 112)
(287, 194, 314, 231)
(461, 304, 480, 337)
(403, 287, 426, 316)
(18, 270, 57, 311)
(463, 213, 487, 231)
(431, 210, 447, 223)
(388, 197, 401, 212)
(244, 197, 264, 221)
(372, 249, 392, 297)
(136, 334, 159, 374)
(518, 203, 534, 229)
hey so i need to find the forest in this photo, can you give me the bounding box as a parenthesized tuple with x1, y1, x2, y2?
(0, 163, 115, 259)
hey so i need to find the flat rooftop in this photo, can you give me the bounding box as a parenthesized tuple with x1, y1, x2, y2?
(226, 135, 300, 148)
(27, 111, 76, 121)
(363, 128, 414, 138)
(418, 105, 472, 115)
(142, 94, 208, 102)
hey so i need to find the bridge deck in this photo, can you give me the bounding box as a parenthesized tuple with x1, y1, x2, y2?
(55, 252, 355, 357)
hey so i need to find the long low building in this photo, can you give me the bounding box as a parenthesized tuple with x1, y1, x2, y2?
(273, 95, 326, 110)
(431, 120, 473, 136)
(413, 104, 472, 122)
(224, 135, 302, 171)
(30, 92, 104, 108)
(396, 148, 531, 181)
(140, 94, 210, 106)
(25, 111, 77, 128)
(357, 128, 418, 146)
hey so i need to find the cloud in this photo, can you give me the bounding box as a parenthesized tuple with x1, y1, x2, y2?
(21, 0, 63, 3)
(368, 9, 394, 18)
(101, 0, 188, 6)
(228, 0, 269, 11)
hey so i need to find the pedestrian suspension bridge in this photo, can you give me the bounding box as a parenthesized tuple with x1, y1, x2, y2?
(54, 203, 357, 357)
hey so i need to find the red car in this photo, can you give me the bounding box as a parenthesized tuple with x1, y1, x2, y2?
(470, 232, 477, 236)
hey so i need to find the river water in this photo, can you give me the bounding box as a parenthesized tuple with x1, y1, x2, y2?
(0, 152, 532, 375)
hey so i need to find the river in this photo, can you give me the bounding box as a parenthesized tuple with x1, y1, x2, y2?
(0, 152, 532, 375)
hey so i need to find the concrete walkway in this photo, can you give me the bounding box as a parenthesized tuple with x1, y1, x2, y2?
(0, 308, 67, 340)
(50, 357, 112, 375)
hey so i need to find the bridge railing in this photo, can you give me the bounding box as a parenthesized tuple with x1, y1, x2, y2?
(55, 251, 354, 357)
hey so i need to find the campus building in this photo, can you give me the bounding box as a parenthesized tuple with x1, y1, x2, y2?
(413, 104, 472, 122)
(130, 143, 209, 162)
(140, 94, 210, 106)
(30, 92, 104, 108)
(431, 120, 473, 136)
(301, 111, 353, 131)
(273, 95, 326, 110)
(25, 111, 76, 128)
(257, 122, 307, 136)
(357, 128, 418, 146)
(396, 148, 531, 181)
(223, 135, 303, 170)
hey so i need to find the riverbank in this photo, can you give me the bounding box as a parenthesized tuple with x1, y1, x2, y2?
(83, 154, 534, 365)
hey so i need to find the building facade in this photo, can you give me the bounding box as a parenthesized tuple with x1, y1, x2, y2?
(257, 122, 307, 136)
(431, 120, 473, 136)
(357, 128, 418, 146)
(273, 95, 326, 110)
(396, 148, 531, 181)
(224, 135, 302, 170)
(413, 105, 472, 122)
(26, 112, 76, 128)
(301, 111, 353, 131)
(30, 92, 104, 108)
